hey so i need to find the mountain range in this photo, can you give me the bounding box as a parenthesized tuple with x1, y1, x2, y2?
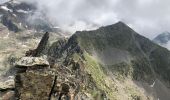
(0, 0, 170, 100)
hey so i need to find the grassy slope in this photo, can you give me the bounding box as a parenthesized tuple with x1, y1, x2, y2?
(83, 52, 151, 100)
(65, 22, 170, 99)
(47, 22, 170, 99)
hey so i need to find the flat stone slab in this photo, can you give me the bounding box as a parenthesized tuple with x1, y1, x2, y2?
(15, 57, 49, 68)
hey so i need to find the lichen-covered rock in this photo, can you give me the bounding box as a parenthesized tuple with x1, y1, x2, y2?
(0, 76, 15, 100)
(15, 57, 49, 68)
(15, 70, 56, 100)
(0, 76, 14, 91)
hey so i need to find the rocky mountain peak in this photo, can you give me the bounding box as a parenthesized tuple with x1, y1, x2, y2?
(112, 21, 128, 27)
(0, 12, 170, 99)
(99, 21, 134, 33)
(153, 31, 170, 44)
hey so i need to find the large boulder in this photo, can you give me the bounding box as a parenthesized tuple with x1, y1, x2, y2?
(15, 57, 49, 68)
(15, 70, 56, 100)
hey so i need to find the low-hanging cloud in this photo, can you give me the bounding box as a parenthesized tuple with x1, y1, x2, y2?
(19, 0, 170, 38)
(0, 0, 9, 4)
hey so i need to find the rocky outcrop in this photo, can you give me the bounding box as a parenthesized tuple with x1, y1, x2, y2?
(14, 55, 84, 100)
(13, 32, 57, 100)
(26, 32, 49, 57)
(15, 69, 56, 100)
(13, 31, 81, 100)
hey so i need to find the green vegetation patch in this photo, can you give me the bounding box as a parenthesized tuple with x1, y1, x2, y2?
(83, 52, 118, 99)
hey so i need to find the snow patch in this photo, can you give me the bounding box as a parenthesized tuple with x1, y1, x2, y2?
(19, 23, 22, 27)
(1, 6, 12, 12)
(150, 80, 156, 88)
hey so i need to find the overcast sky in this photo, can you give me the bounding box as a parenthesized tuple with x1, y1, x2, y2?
(3, 0, 170, 39)
(0, 0, 9, 3)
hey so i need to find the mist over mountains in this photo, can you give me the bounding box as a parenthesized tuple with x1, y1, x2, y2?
(6, 0, 170, 38)
(153, 32, 170, 50)
(0, 0, 170, 100)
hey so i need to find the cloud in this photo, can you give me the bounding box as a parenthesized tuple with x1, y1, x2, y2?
(18, 0, 170, 38)
(0, 0, 9, 4)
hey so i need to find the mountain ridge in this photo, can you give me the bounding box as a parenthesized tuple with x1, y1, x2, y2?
(46, 21, 170, 99)
(0, 1, 170, 99)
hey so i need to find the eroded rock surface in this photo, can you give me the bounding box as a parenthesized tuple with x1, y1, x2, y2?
(15, 69, 56, 100)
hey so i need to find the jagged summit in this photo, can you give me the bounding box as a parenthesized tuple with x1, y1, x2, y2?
(74, 21, 135, 40)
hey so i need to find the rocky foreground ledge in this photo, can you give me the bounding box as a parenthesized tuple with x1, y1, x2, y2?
(0, 32, 81, 100)
(15, 57, 56, 100)
(0, 56, 75, 100)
